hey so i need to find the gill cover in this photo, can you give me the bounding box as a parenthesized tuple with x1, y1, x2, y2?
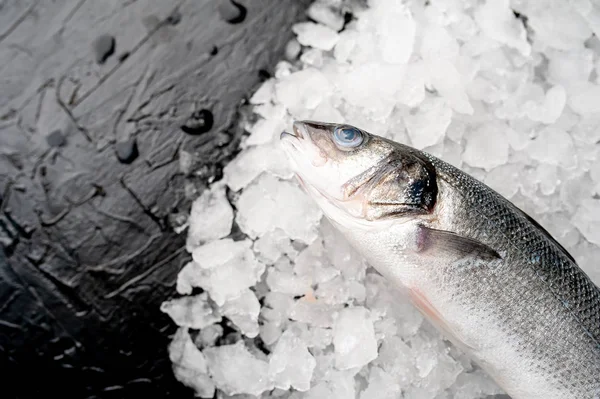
(342, 143, 439, 221)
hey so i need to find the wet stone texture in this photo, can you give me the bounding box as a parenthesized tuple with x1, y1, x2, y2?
(0, 0, 310, 397)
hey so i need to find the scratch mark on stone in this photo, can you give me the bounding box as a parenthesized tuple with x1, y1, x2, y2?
(0, 178, 13, 213)
(64, 185, 102, 206)
(56, 76, 92, 142)
(30, 259, 92, 313)
(61, 0, 88, 26)
(111, 65, 150, 140)
(37, 206, 71, 227)
(30, 149, 51, 178)
(0, 291, 22, 314)
(148, 139, 182, 171)
(0, 319, 22, 330)
(104, 245, 185, 299)
(119, 177, 165, 231)
(90, 203, 149, 236)
(27, 286, 83, 348)
(0, 1, 39, 44)
(85, 233, 160, 273)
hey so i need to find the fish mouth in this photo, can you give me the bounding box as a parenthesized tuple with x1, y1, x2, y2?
(280, 121, 306, 142)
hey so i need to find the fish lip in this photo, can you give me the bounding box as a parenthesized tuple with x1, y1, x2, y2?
(280, 121, 305, 143)
(280, 131, 296, 141)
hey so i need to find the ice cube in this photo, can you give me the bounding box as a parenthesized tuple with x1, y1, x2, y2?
(571, 115, 600, 145)
(304, 372, 356, 399)
(374, 335, 418, 386)
(506, 122, 533, 151)
(311, 98, 346, 123)
(269, 329, 317, 391)
(203, 341, 274, 396)
(527, 126, 576, 169)
(450, 369, 504, 399)
(290, 296, 340, 328)
(223, 143, 293, 192)
(307, 3, 345, 31)
(334, 30, 358, 63)
(365, 273, 423, 338)
(525, 85, 567, 124)
(181, 239, 265, 306)
(191, 239, 250, 269)
(285, 38, 301, 61)
(249, 79, 275, 105)
(315, 276, 350, 305)
(294, 238, 340, 285)
(275, 67, 334, 116)
(534, 163, 559, 196)
(404, 97, 453, 149)
(161, 293, 221, 329)
(335, 63, 406, 120)
(420, 24, 459, 60)
(420, 25, 473, 114)
(293, 22, 340, 51)
(441, 138, 464, 169)
(375, 3, 416, 64)
(474, 0, 531, 56)
(267, 267, 312, 296)
(321, 219, 366, 281)
(572, 198, 600, 246)
(526, 4, 591, 50)
(300, 48, 324, 68)
(253, 229, 297, 264)
(236, 173, 322, 243)
(221, 289, 260, 338)
(396, 62, 426, 108)
(246, 116, 287, 147)
(295, 323, 333, 349)
(333, 307, 378, 370)
(260, 292, 295, 344)
(463, 122, 509, 171)
(169, 328, 215, 398)
(559, 171, 595, 213)
(591, 160, 600, 194)
(186, 184, 234, 252)
(484, 164, 521, 199)
(575, 240, 600, 286)
(547, 49, 593, 87)
(568, 82, 600, 115)
(197, 324, 224, 348)
(359, 366, 401, 399)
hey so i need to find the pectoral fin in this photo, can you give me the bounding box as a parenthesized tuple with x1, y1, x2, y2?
(416, 226, 501, 262)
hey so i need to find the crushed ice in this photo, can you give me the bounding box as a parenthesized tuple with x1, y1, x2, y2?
(163, 0, 600, 397)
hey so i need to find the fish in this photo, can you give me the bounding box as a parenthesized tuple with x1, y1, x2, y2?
(280, 120, 600, 399)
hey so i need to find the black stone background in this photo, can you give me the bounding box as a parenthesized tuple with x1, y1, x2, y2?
(0, 1, 311, 397)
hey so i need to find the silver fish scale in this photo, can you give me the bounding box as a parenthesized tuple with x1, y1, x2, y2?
(424, 154, 600, 348)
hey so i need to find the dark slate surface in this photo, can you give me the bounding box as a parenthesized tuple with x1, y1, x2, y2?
(0, 0, 310, 397)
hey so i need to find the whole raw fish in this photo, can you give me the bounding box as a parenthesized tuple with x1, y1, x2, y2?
(280, 120, 600, 399)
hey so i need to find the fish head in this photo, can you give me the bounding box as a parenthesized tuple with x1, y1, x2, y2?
(280, 120, 438, 230)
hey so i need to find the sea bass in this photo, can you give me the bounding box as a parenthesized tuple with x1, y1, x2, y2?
(280, 121, 600, 399)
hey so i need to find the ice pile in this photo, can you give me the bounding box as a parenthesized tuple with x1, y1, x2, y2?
(163, 0, 600, 397)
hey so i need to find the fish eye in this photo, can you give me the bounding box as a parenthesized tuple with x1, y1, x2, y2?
(333, 126, 364, 148)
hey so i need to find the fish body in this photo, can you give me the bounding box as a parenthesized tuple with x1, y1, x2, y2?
(280, 121, 600, 399)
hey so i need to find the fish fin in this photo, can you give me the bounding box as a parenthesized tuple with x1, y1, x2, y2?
(408, 287, 474, 351)
(416, 225, 501, 262)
